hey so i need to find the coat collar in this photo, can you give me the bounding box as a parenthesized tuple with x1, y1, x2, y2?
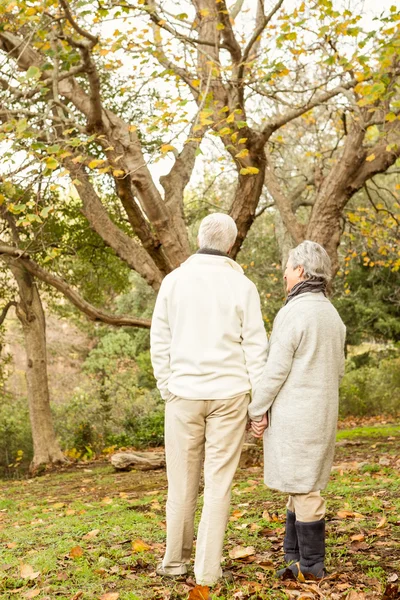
(181, 253, 244, 274)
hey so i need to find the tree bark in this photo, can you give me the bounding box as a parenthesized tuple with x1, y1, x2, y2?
(7, 261, 65, 472)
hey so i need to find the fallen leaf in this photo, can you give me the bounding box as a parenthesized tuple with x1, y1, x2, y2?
(388, 574, 398, 583)
(65, 509, 76, 516)
(350, 534, 365, 542)
(6, 542, 17, 549)
(23, 590, 41, 599)
(132, 539, 151, 552)
(20, 563, 40, 580)
(101, 497, 113, 505)
(377, 515, 387, 529)
(230, 510, 245, 521)
(337, 510, 354, 519)
(382, 583, 400, 599)
(188, 585, 210, 600)
(70, 592, 83, 600)
(100, 594, 119, 600)
(262, 510, 271, 521)
(69, 546, 84, 558)
(52, 502, 65, 509)
(83, 529, 100, 539)
(346, 592, 366, 599)
(229, 545, 256, 559)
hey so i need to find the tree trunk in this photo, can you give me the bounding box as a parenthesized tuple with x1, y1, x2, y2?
(8, 261, 65, 473)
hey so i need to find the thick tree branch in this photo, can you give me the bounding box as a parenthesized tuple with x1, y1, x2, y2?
(0, 246, 151, 329)
(0, 300, 17, 326)
(262, 79, 357, 141)
(64, 159, 164, 290)
(217, 0, 242, 63)
(238, 0, 284, 81)
(263, 152, 305, 244)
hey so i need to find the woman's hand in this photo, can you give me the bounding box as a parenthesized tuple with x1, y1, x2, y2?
(250, 413, 268, 438)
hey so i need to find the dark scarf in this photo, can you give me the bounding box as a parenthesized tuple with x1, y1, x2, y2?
(285, 278, 327, 305)
(197, 248, 231, 258)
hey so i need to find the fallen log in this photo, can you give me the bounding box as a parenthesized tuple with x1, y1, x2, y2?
(111, 451, 165, 471)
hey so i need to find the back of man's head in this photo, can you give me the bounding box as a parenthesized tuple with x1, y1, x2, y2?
(198, 213, 238, 254)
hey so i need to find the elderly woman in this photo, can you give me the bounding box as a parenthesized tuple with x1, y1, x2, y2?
(248, 240, 346, 580)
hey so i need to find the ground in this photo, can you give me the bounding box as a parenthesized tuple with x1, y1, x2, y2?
(0, 422, 399, 600)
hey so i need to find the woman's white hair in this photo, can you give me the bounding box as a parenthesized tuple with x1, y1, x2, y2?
(198, 213, 238, 253)
(288, 240, 332, 282)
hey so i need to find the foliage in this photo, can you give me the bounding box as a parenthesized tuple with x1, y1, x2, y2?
(0, 392, 32, 477)
(340, 347, 400, 417)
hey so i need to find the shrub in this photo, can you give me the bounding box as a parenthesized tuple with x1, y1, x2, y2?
(0, 393, 33, 477)
(339, 355, 400, 417)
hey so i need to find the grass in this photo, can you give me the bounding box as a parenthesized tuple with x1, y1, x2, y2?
(0, 422, 399, 599)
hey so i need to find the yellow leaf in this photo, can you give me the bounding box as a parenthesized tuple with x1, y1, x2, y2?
(229, 545, 256, 559)
(199, 8, 209, 16)
(128, 125, 137, 132)
(100, 594, 119, 600)
(238, 138, 248, 144)
(235, 149, 249, 158)
(385, 112, 396, 122)
(219, 127, 231, 136)
(366, 154, 375, 162)
(88, 159, 106, 169)
(69, 546, 84, 558)
(160, 144, 176, 154)
(132, 539, 151, 552)
(226, 113, 235, 123)
(191, 79, 201, 88)
(240, 166, 259, 175)
(351, 534, 365, 542)
(376, 515, 387, 529)
(113, 169, 125, 177)
(45, 157, 59, 170)
(216, 22, 225, 30)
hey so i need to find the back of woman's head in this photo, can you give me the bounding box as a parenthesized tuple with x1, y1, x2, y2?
(289, 241, 332, 282)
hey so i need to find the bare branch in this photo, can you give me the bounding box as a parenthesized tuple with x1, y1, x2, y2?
(0, 245, 151, 328)
(59, 0, 98, 46)
(239, 0, 284, 79)
(0, 300, 17, 326)
(217, 0, 242, 63)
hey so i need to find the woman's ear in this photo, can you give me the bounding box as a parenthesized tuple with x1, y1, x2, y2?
(298, 265, 305, 279)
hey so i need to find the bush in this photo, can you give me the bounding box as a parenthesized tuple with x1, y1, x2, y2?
(340, 354, 400, 417)
(54, 387, 165, 456)
(0, 393, 33, 477)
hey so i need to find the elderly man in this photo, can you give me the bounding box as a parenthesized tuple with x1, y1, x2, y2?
(249, 240, 346, 580)
(150, 213, 268, 586)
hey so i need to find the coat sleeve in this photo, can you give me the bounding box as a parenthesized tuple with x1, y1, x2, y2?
(150, 281, 171, 400)
(247, 309, 299, 420)
(240, 282, 269, 394)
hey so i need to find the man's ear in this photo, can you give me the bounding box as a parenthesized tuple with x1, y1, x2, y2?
(298, 265, 305, 279)
(227, 245, 233, 255)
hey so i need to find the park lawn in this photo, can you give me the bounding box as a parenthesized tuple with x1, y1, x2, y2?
(0, 424, 399, 600)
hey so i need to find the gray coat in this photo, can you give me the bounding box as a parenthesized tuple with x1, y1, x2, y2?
(248, 292, 346, 494)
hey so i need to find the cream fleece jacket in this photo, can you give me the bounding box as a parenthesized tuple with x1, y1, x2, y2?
(150, 253, 268, 400)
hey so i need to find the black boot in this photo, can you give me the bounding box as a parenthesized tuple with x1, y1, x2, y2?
(295, 519, 326, 579)
(276, 510, 300, 577)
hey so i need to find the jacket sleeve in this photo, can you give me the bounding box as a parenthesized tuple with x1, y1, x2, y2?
(241, 282, 269, 394)
(150, 282, 171, 400)
(247, 310, 298, 420)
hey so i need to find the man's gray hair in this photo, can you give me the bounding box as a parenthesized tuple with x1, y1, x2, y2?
(198, 213, 238, 253)
(288, 240, 332, 282)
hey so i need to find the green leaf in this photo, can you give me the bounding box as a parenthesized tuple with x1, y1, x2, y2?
(26, 66, 41, 79)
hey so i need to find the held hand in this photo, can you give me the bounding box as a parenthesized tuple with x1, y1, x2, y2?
(250, 413, 268, 438)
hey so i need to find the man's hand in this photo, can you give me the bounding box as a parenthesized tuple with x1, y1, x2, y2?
(250, 413, 268, 438)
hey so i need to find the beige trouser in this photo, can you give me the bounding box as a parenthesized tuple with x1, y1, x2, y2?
(286, 491, 326, 522)
(162, 393, 249, 586)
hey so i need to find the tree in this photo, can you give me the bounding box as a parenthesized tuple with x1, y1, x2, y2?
(0, 0, 398, 307)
